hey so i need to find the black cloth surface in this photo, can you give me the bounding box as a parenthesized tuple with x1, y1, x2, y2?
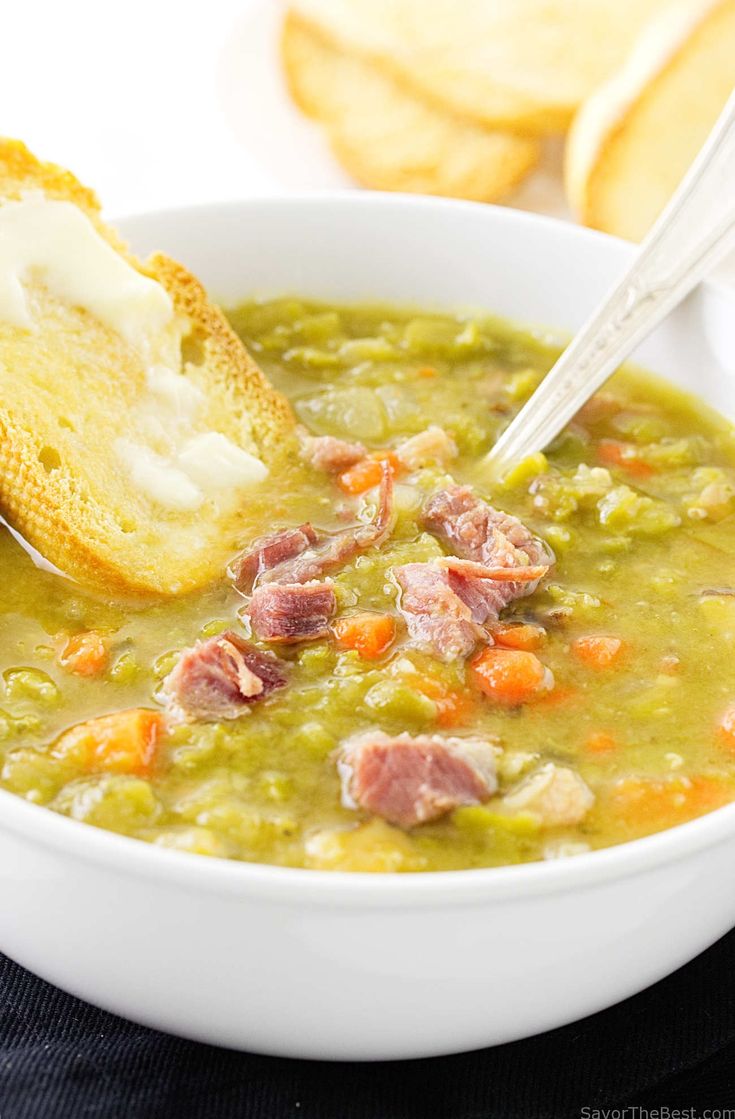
(1, 932, 734, 1119)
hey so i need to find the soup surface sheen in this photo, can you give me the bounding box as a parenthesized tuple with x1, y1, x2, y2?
(2, 298, 735, 871)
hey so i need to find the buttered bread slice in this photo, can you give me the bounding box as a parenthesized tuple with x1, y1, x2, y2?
(0, 140, 295, 596)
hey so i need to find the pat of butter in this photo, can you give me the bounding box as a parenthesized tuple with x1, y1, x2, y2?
(147, 364, 204, 416)
(177, 433, 268, 489)
(0, 197, 173, 352)
(115, 433, 268, 512)
(115, 439, 202, 512)
(0, 195, 269, 514)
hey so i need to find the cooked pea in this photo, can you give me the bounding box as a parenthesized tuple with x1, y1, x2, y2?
(109, 651, 141, 684)
(152, 651, 181, 679)
(598, 486, 681, 534)
(151, 827, 232, 858)
(364, 680, 437, 724)
(52, 775, 162, 832)
(299, 311, 342, 344)
(1, 747, 69, 802)
(4, 668, 59, 707)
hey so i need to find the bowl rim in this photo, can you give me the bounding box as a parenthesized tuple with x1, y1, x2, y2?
(3, 778, 735, 905)
(3, 191, 735, 907)
(114, 191, 735, 306)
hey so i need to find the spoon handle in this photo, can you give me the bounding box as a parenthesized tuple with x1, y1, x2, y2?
(489, 89, 735, 474)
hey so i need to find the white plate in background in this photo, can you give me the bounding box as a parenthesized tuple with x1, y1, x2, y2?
(218, 0, 735, 285)
(217, 0, 571, 216)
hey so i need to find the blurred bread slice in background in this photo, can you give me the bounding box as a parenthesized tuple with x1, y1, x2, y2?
(566, 0, 735, 240)
(288, 0, 673, 135)
(281, 12, 539, 202)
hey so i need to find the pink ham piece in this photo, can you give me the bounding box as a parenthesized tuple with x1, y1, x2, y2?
(279, 462, 394, 583)
(248, 581, 337, 643)
(393, 554, 553, 661)
(299, 432, 367, 473)
(338, 731, 498, 828)
(439, 557, 549, 624)
(395, 426, 457, 471)
(392, 563, 482, 661)
(162, 630, 287, 722)
(393, 487, 555, 659)
(231, 460, 395, 591)
(229, 524, 318, 594)
(423, 485, 554, 578)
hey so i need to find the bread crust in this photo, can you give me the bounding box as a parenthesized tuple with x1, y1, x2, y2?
(565, 0, 734, 240)
(287, 0, 673, 135)
(282, 12, 539, 201)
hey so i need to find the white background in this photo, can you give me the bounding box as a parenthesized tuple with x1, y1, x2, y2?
(3, 0, 732, 283)
(1, 0, 293, 216)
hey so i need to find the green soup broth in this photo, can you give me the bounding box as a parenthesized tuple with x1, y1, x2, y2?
(2, 298, 735, 872)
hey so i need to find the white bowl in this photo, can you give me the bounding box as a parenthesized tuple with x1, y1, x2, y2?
(1, 195, 734, 1061)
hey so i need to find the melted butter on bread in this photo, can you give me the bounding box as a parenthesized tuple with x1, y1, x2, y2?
(0, 139, 294, 596)
(0, 196, 269, 514)
(0, 197, 174, 352)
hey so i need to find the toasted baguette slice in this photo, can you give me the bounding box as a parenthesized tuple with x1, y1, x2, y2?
(282, 12, 539, 201)
(289, 0, 672, 135)
(566, 0, 735, 240)
(0, 140, 295, 597)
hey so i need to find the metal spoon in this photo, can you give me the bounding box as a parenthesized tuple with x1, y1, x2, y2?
(487, 89, 735, 476)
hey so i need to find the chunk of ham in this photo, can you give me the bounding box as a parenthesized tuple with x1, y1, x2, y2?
(299, 426, 456, 475)
(438, 557, 549, 623)
(423, 486, 554, 579)
(162, 631, 287, 722)
(395, 426, 457, 470)
(501, 763, 594, 827)
(231, 461, 395, 591)
(338, 731, 499, 828)
(392, 563, 482, 661)
(248, 581, 336, 643)
(229, 524, 318, 595)
(394, 487, 554, 659)
(299, 432, 367, 473)
(393, 554, 551, 663)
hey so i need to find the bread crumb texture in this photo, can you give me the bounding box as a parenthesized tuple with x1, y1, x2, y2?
(0, 140, 295, 597)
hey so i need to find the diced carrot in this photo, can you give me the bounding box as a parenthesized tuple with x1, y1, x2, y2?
(52, 709, 166, 776)
(338, 452, 403, 495)
(59, 631, 110, 677)
(572, 634, 627, 670)
(471, 647, 553, 707)
(536, 683, 580, 708)
(333, 613, 396, 660)
(607, 774, 732, 831)
(339, 458, 384, 495)
(492, 622, 546, 652)
(597, 440, 654, 479)
(434, 690, 475, 728)
(416, 365, 438, 378)
(584, 731, 618, 756)
(411, 674, 475, 728)
(717, 705, 735, 753)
